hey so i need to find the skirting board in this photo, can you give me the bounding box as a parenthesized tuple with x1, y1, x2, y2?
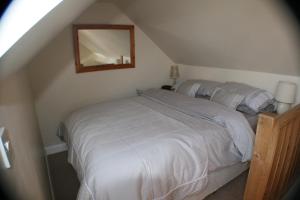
(45, 143, 68, 155)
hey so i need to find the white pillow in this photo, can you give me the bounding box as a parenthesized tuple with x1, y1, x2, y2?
(211, 88, 244, 110)
(176, 81, 201, 97)
(219, 82, 275, 113)
(196, 80, 222, 97)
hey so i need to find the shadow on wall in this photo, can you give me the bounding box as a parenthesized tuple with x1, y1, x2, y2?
(280, 0, 300, 74)
(282, 0, 300, 27)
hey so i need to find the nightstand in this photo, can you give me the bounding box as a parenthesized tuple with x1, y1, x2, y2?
(161, 85, 175, 91)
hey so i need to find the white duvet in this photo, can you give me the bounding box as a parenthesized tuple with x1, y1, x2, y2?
(64, 89, 254, 200)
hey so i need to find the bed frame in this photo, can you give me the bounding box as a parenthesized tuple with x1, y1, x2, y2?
(244, 105, 300, 200)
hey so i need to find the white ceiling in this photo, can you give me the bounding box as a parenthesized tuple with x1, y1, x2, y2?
(0, 0, 96, 80)
(113, 0, 300, 76)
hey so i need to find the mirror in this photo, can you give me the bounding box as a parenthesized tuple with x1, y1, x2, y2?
(73, 24, 135, 73)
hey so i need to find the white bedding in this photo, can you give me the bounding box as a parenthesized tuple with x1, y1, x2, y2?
(64, 89, 254, 200)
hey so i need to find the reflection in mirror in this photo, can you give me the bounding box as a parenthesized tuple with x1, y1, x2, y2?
(73, 25, 135, 73)
(79, 30, 131, 66)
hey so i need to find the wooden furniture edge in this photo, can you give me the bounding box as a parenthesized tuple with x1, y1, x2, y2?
(244, 105, 300, 200)
(72, 24, 135, 73)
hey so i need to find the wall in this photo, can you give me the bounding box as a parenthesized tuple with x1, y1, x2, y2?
(179, 64, 300, 104)
(0, 69, 50, 200)
(114, 0, 300, 76)
(28, 2, 173, 147)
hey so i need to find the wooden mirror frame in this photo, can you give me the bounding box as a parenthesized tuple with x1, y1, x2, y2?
(73, 24, 135, 73)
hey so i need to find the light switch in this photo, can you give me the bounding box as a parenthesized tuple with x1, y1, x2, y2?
(0, 127, 11, 169)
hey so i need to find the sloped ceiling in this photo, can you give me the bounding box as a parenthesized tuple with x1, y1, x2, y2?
(0, 0, 96, 80)
(1, 0, 299, 79)
(113, 0, 300, 76)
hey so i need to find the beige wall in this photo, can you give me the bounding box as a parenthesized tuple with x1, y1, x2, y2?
(114, 0, 300, 76)
(0, 69, 50, 200)
(179, 64, 300, 104)
(28, 2, 173, 147)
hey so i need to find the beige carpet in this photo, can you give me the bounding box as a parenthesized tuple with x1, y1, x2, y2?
(48, 151, 248, 200)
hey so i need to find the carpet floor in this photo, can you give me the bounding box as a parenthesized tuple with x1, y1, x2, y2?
(47, 151, 248, 200)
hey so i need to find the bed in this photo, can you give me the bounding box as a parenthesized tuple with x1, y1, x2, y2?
(61, 89, 255, 200)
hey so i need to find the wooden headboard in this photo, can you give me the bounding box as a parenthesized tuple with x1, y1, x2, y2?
(244, 105, 300, 200)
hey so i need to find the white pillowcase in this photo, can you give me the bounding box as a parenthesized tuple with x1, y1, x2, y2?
(210, 88, 244, 110)
(176, 81, 201, 97)
(219, 82, 275, 113)
(196, 80, 222, 97)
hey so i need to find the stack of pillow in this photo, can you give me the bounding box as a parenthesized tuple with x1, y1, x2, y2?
(175, 79, 277, 115)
